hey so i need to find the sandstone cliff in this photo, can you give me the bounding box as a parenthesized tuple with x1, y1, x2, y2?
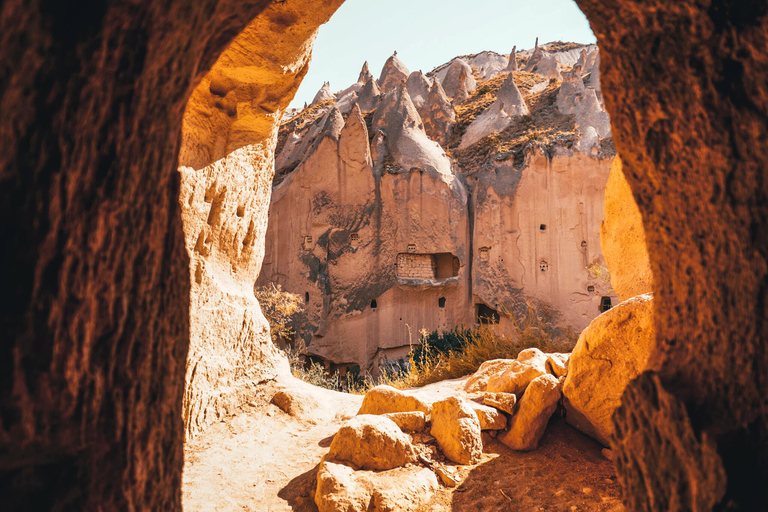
(260, 42, 617, 372)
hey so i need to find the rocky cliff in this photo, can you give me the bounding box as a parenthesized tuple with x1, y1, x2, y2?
(259, 42, 618, 371)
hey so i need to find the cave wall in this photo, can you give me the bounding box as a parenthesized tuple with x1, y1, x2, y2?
(0, 0, 341, 509)
(574, 0, 768, 509)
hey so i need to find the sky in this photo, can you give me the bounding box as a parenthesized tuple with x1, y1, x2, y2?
(289, 0, 595, 108)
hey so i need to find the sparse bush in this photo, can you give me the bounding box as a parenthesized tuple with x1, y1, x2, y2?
(254, 283, 304, 346)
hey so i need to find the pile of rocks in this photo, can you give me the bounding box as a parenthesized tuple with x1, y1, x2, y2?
(314, 347, 570, 512)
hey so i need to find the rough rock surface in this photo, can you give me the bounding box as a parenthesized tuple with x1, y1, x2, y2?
(405, 71, 432, 110)
(439, 59, 477, 100)
(358, 386, 431, 416)
(486, 348, 549, 395)
(469, 401, 508, 430)
(546, 353, 570, 378)
(498, 374, 563, 451)
(327, 415, 417, 470)
(357, 77, 382, 112)
(315, 460, 438, 512)
(563, 293, 656, 446)
(313, 82, 335, 104)
(600, 157, 653, 300)
(382, 411, 427, 433)
(483, 392, 518, 415)
(430, 397, 484, 464)
(378, 53, 410, 93)
(418, 80, 456, 146)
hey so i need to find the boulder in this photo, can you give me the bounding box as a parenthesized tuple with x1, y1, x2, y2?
(498, 374, 562, 451)
(486, 347, 548, 396)
(562, 293, 656, 446)
(483, 392, 517, 415)
(382, 411, 426, 433)
(358, 385, 431, 415)
(315, 460, 438, 512)
(468, 401, 508, 430)
(545, 353, 570, 378)
(379, 52, 410, 93)
(430, 397, 483, 465)
(327, 415, 417, 470)
(600, 157, 653, 301)
(465, 359, 514, 392)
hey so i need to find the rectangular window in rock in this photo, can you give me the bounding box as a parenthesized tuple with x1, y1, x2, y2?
(434, 253, 460, 278)
(407, 243, 417, 253)
(479, 247, 489, 260)
(349, 233, 359, 247)
(600, 296, 612, 312)
(476, 303, 500, 324)
(303, 235, 313, 249)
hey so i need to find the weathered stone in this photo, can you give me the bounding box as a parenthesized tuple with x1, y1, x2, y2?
(545, 353, 570, 378)
(312, 81, 335, 104)
(465, 359, 515, 393)
(434, 465, 461, 487)
(430, 397, 483, 465)
(505, 46, 518, 72)
(358, 386, 431, 416)
(315, 460, 438, 512)
(405, 71, 432, 110)
(382, 411, 426, 433)
(563, 293, 656, 446)
(439, 59, 476, 100)
(418, 80, 456, 146)
(486, 348, 548, 396)
(379, 52, 410, 93)
(356, 77, 381, 112)
(498, 374, 562, 451)
(483, 392, 518, 415)
(468, 401, 508, 430)
(600, 157, 653, 301)
(327, 415, 417, 471)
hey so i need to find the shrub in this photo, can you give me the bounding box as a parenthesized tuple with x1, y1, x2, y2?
(254, 283, 304, 345)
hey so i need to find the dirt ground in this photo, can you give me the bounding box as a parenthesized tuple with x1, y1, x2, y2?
(183, 377, 624, 511)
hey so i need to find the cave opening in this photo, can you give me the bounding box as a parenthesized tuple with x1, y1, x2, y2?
(2, 0, 765, 509)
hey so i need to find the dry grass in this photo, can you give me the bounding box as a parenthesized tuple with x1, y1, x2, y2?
(447, 73, 578, 171)
(254, 283, 304, 345)
(376, 305, 577, 390)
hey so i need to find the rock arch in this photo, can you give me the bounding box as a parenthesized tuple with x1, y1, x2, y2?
(0, 1, 765, 511)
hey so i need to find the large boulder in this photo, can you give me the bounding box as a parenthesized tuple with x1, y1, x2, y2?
(483, 392, 517, 414)
(600, 157, 654, 301)
(498, 374, 562, 451)
(468, 401, 508, 430)
(562, 293, 657, 446)
(430, 397, 483, 465)
(382, 412, 426, 433)
(327, 415, 417, 471)
(358, 385, 430, 415)
(315, 460, 438, 512)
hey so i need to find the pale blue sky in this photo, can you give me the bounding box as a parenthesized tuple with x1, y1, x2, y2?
(289, 0, 595, 108)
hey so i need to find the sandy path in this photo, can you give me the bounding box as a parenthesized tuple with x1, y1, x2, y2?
(183, 376, 623, 511)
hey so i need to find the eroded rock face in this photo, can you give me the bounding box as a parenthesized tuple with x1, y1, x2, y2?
(459, 73, 528, 148)
(438, 59, 477, 100)
(562, 293, 656, 446)
(600, 157, 653, 301)
(379, 53, 410, 93)
(430, 397, 483, 465)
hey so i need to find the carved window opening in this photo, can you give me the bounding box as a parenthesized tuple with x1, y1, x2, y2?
(581, 240, 588, 248)
(438, 297, 446, 308)
(303, 235, 313, 249)
(600, 296, 612, 312)
(587, 285, 595, 292)
(479, 247, 489, 260)
(371, 299, 377, 309)
(305, 292, 310, 303)
(476, 303, 500, 324)
(396, 253, 459, 280)
(350, 233, 359, 247)
(407, 243, 417, 253)
(540, 224, 547, 231)
(539, 261, 549, 272)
